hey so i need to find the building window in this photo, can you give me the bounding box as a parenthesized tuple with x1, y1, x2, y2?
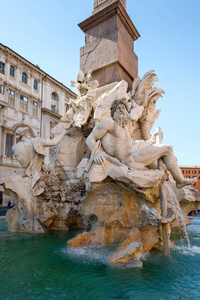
(0, 85, 4, 94)
(199, 171, 200, 174)
(181, 170, 184, 174)
(10, 65, 15, 77)
(5, 134, 14, 157)
(20, 95, 28, 112)
(0, 62, 5, 74)
(186, 176, 190, 178)
(8, 89, 15, 106)
(192, 171, 196, 174)
(51, 92, 58, 113)
(51, 93, 56, 100)
(33, 101, 38, 117)
(186, 170, 190, 174)
(51, 104, 56, 112)
(34, 79, 38, 90)
(22, 72, 27, 84)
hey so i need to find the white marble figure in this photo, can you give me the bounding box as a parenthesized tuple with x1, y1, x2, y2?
(70, 70, 99, 127)
(12, 126, 69, 195)
(86, 97, 197, 188)
(130, 70, 165, 140)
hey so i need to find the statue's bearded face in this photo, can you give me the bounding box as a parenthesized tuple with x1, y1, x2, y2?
(113, 103, 129, 127)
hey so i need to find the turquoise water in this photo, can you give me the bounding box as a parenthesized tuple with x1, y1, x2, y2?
(1, 217, 200, 300)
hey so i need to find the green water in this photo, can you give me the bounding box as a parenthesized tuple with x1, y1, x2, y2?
(0, 217, 200, 300)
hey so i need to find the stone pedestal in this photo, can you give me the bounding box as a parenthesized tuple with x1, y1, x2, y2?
(79, 0, 140, 90)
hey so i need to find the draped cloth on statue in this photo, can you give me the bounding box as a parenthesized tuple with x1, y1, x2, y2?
(25, 138, 46, 196)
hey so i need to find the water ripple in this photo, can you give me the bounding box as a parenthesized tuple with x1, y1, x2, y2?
(1, 218, 200, 299)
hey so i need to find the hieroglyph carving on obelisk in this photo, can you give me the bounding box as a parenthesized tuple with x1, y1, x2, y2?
(94, 0, 126, 9)
(94, 0, 108, 9)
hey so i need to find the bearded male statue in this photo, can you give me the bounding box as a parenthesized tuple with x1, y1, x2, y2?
(86, 97, 196, 189)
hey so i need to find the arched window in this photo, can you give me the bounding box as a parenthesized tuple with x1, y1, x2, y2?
(10, 65, 15, 77)
(51, 92, 58, 113)
(22, 72, 27, 84)
(51, 92, 56, 100)
(34, 79, 38, 90)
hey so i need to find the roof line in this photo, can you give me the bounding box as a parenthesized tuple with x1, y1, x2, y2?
(0, 43, 76, 97)
(179, 166, 200, 168)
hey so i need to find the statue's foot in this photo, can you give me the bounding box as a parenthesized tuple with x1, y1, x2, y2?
(176, 177, 197, 189)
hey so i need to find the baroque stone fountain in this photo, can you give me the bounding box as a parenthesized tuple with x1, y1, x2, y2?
(1, 69, 200, 267)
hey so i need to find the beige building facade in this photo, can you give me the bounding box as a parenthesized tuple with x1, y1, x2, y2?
(0, 43, 76, 205)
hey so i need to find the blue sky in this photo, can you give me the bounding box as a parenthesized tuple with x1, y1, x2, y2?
(1, 0, 200, 166)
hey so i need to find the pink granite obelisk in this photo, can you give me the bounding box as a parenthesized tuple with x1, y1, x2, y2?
(78, 0, 140, 90)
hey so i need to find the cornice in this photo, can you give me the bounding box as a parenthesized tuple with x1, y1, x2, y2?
(78, 0, 140, 41)
(180, 166, 200, 169)
(0, 43, 76, 98)
(41, 108, 62, 120)
(44, 77, 76, 97)
(0, 46, 42, 76)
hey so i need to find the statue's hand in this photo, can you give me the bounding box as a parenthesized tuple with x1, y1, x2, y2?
(93, 152, 107, 165)
(151, 132, 158, 143)
(64, 120, 75, 133)
(151, 130, 163, 144)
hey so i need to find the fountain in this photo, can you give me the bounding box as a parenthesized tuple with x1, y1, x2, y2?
(1, 0, 200, 270)
(1, 68, 200, 268)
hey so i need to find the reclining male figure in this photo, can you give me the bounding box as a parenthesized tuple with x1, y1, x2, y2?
(86, 98, 196, 189)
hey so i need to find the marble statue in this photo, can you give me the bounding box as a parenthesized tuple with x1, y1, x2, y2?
(12, 126, 69, 196)
(70, 70, 98, 127)
(86, 97, 197, 189)
(67, 75, 199, 266)
(1, 70, 200, 266)
(130, 70, 165, 140)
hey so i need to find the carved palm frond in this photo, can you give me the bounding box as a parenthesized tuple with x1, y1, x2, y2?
(131, 76, 140, 99)
(130, 70, 164, 140)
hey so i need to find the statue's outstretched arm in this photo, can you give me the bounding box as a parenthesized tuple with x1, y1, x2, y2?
(42, 128, 68, 147)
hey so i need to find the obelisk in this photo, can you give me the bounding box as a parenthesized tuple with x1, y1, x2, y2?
(78, 0, 140, 90)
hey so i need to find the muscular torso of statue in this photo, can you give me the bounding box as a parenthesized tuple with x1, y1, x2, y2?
(12, 138, 38, 169)
(100, 118, 136, 161)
